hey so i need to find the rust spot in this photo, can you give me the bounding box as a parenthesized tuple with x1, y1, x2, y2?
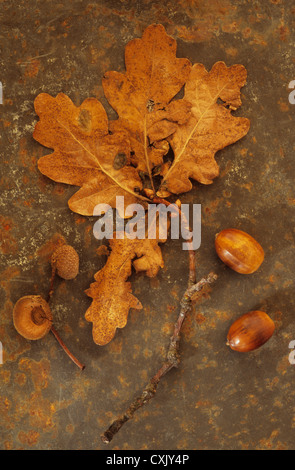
(242, 27, 252, 38)
(19, 358, 51, 391)
(27, 391, 57, 433)
(149, 277, 160, 289)
(278, 98, 289, 112)
(75, 215, 87, 225)
(222, 21, 240, 33)
(23, 59, 41, 78)
(195, 399, 212, 408)
(15, 372, 27, 386)
(250, 33, 267, 46)
(195, 313, 206, 324)
(108, 338, 123, 354)
(225, 47, 238, 57)
(0, 216, 18, 254)
(3, 441, 13, 450)
(204, 198, 222, 217)
(240, 182, 253, 192)
(18, 430, 40, 447)
(18, 137, 37, 173)
(0, 396, 11, 413)
(52, 183, 66, 196)
(161, 321, 174, 336)
(66, 423, 75, 434)
(278, 25, 289, 41)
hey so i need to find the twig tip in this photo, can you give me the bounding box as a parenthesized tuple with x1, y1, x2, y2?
(101, 434, 111, 444)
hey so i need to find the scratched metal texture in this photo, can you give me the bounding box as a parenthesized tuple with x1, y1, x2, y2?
(1, 0, 295, 450)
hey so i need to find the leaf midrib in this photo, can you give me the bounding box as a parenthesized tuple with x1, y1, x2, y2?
(161, 77, 236, 186)
(57, 119, 149, 203)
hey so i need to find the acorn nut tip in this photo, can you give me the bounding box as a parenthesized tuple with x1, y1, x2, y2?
(226, 310, 275, 352)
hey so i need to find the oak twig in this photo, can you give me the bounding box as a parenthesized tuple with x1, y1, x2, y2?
(151, 196, 196, 287)
(101, 271, 217, 444)
(50, 325, 85, 371)
(47, 267, 85, 371)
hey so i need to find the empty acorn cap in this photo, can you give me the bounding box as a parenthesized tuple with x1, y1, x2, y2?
(13, 295, 53, 340)
(51, 244, 79, 280)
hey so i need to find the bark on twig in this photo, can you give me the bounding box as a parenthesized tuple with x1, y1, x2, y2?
(50, 326, 85, 371)
(101, 271, 217, 444)
(151, 196, 196, 287)
(47, 268, 85, 371)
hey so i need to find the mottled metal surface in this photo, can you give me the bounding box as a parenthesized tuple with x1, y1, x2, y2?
(1, 0, 295, 450)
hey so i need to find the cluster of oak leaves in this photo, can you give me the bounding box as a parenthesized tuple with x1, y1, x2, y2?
(33, 24, 250, 347)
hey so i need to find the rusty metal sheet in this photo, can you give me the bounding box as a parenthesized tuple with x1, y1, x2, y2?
(1, 0, 295, 450)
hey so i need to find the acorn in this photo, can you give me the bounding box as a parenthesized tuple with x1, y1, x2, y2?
(226, 310, 275, 352)
(215, 228, 264, 274)
(13, 295, 85, 370)
(51, 244, 79, 280)
(13, 295, 53, 340)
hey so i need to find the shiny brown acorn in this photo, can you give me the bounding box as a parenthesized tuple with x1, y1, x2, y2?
(226, 310, 275, 352)
(215, 228, 264, 274)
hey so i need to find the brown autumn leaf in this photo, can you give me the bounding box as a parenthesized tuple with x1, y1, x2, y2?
(33, 92, 146, 217)
(102, 23, 192, 180)
(158, 61, 250, 195)
(32, 25, 250, 347)
(85, 227, 167, 346)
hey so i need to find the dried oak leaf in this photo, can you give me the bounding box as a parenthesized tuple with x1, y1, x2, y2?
(33, 92, 145, 217)
(158, 61, 250, 195)
(85, 228, 167, 346)
(102, 24, 192, 175)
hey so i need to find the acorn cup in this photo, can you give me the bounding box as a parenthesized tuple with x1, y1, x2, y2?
(48, 244, 80, 302)
(51, 244, 79, 280)
(13, 295, 85, 370)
